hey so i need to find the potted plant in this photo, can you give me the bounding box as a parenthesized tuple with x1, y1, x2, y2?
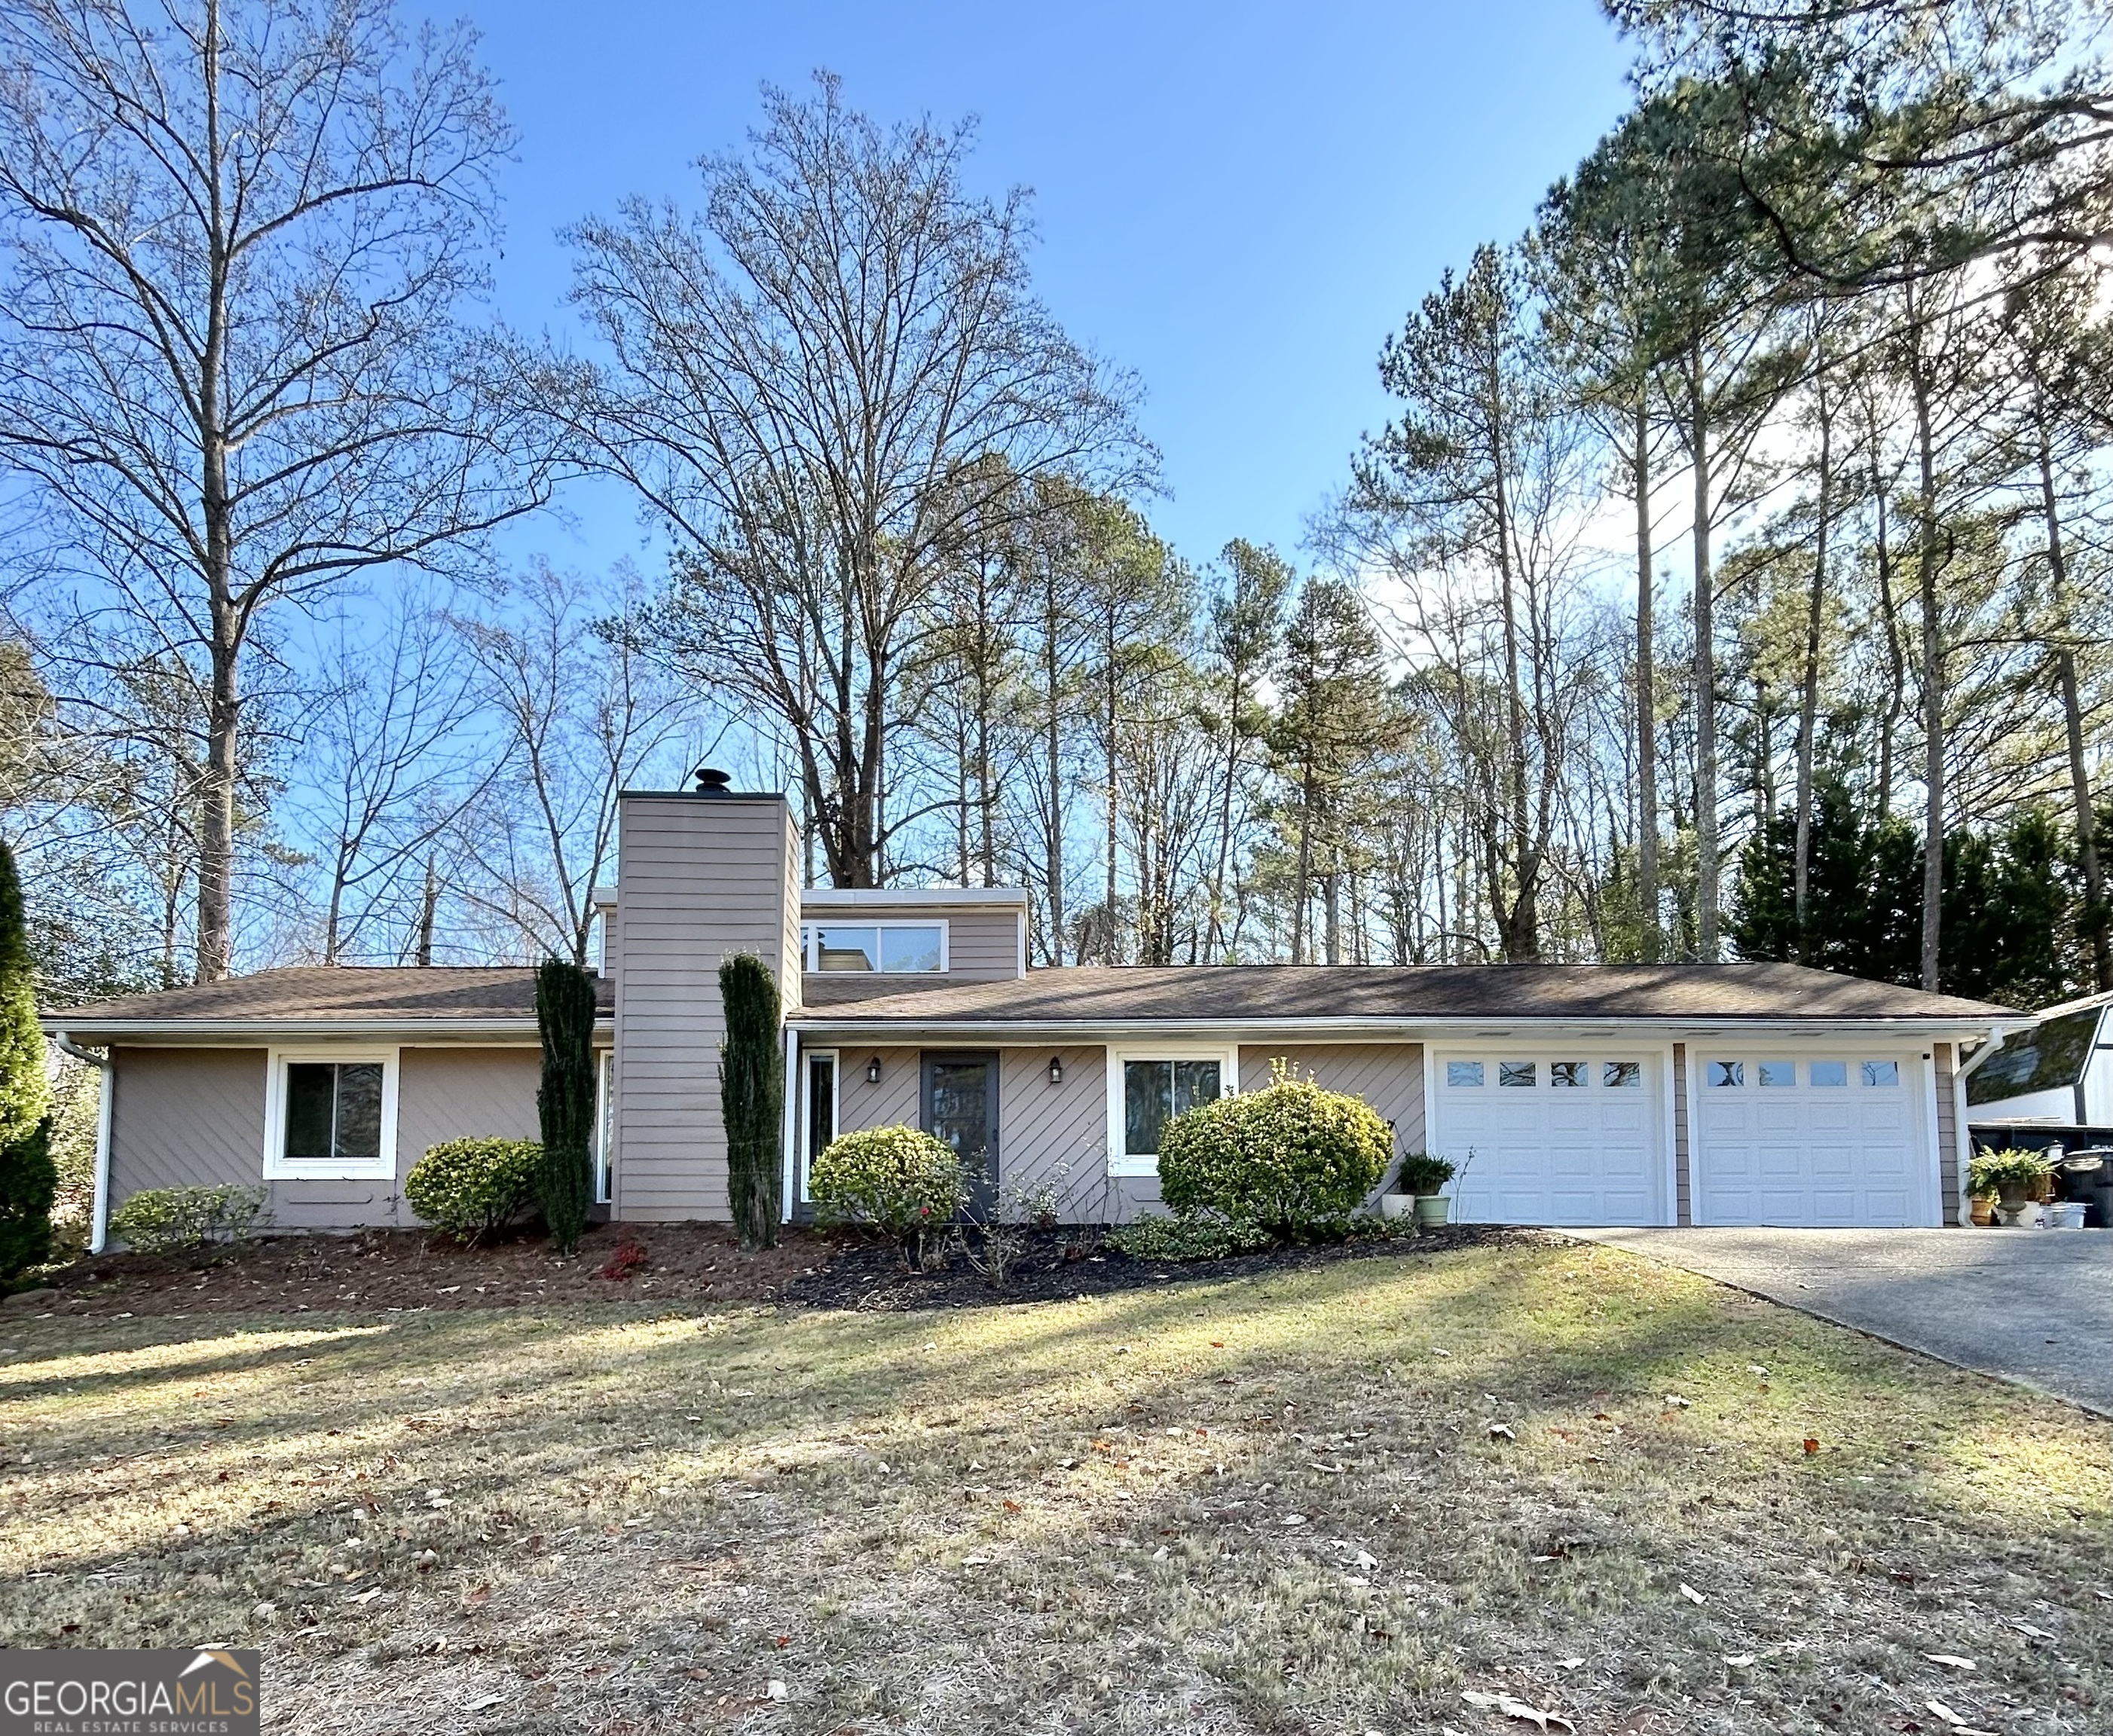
(1394, 1152, 1457, 1228)
(1967, 1148, 2055, 1227)
(1967, 1191, 1997, 1227)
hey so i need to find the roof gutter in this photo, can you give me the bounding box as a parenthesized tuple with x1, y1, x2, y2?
(50, 1031, 112, 1255)
(788, 1013, 2013, 1044)
(38, 1016, 613, 1042)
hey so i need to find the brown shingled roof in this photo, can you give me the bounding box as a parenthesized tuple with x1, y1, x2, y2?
(44, 966, 613, 1029)
(793, 962, 2014, 1027)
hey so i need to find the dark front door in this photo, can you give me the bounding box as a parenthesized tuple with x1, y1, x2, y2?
(922, 1051, 998, 1213)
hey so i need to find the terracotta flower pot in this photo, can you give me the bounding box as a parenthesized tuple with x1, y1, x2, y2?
(1968, 1196, 1995, 1227)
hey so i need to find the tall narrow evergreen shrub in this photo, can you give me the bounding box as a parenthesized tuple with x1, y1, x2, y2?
(534, 958, 598, 1255)
(0, 840, 54, 1279)
(717, 953, 783, 1251)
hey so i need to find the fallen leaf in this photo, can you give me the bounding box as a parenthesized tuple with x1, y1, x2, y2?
(766, 1679, 788, 1701)
(1460, 1688, 1576, 1731)
(1925, 1654, 1976, 1671)
(1803, 1438, 1821, 1454)
(1553, 1657, 1583, 1670)
(1488, 1423, 1516, 1441)
(1679, 1582, 1705, 1605)
(462, 1693, 503, 1713)
(1664, 1395, 1692, 1408)
(1724, 1654, 1758, 1667)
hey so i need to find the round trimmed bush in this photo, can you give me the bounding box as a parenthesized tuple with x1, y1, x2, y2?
(405, 1138, 543, 1241)
(810, 1125, 968, 1260)
(1157, 1075, 1391, 1236)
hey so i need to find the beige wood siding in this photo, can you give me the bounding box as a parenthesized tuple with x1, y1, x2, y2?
(1934, 1041, 1960, 1226)
(999, 1047, 1108, 1221)
(797, 901, 1022, 994)
(612, 793, 797, 1221)
(1673, 1041, 1692, 1226)
(394, 1047, 543, 1230)
(833, 1045, 922, 1135)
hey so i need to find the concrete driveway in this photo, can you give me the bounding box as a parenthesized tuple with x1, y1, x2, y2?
(1568, 1227, 2113, 1416)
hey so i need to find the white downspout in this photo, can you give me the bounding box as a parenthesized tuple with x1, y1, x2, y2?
(780, 1024, 800, 1224)
(54, 1033, 111, 1254)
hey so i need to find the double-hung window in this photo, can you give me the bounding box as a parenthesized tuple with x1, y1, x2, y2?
(1107, 1047, 1235, 1177)
(264, 1047, 399, 1181)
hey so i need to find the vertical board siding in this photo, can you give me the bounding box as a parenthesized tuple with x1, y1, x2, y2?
(1934, 1041, 1960, 1226)
(943, 910, 1023, 980)
(612, 794, 794, 1221)
(998, 1047, 1108, 1222)
(833, 1046, 922, 1135)
(1672, 1042, 1692, 1226)
(1238, 1044, 1425, 1197)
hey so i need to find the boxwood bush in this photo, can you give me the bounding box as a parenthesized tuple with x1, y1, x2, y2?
(1157, 1072, 1391, 1236)
(109, 1184, 268, 1254)
(405, 1138, 543, 1241)
(809, 1125, 968, 1268)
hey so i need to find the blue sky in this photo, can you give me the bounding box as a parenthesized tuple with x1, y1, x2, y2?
(449, 0, 1637, 575)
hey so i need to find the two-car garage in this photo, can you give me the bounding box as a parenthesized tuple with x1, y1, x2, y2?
(1433, 1044, 1940, 1228)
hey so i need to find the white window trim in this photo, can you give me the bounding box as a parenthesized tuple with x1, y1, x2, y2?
(800, 919, 952, 975)
(1105, 1043, 1240, 1179)
(800, 1047, 839, 1203)
(262, 1044, 400, 1181)
(595, 1050, 613, 1206)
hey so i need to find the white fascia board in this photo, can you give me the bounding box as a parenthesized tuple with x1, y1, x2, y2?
(799, 888, 1029, 909)
(39, 1016, 614, 1044)
(785, 1015, 2011, 1045)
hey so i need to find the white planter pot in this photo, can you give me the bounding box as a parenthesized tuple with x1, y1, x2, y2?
(2046, 1201, 2087, 1230)
(1379, 1193, 1415, 1221)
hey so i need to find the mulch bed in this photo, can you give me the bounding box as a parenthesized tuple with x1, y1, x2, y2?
(5, 1220, 1537, 1321)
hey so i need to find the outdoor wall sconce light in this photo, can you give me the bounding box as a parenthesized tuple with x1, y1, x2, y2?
(866, 1056, 882, 1085)
(1048, 1054, 1064, 1086)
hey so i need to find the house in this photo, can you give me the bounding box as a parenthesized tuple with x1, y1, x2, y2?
(44, 781, 2026, 1250)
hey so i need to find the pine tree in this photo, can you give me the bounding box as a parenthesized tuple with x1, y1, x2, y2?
(0, 839, 54, 1279)
(534, 958, 598, 1255)
(718, 954, 783, 1251)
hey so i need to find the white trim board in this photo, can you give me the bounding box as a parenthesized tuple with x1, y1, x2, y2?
(1104, 1042, 1240, 1179)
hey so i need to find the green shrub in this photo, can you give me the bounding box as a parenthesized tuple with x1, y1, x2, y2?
(109, 1184, 268, 1255)
(404, 1138, 543, 1241)
(719, 953, 783, 1252)
(535, 958, 598, 1255)
(810, 1125, 968, 1268)
(0, 1115, 56, 1279)
(1393, 1151, 1455, 1194)
(1968, 1146, 2054, 1197)
(1105, 1212, 1274, 1263)
(1157, 1069, 1391, 1236)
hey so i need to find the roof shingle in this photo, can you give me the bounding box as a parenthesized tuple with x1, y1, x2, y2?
(44, 966, 611, 1028)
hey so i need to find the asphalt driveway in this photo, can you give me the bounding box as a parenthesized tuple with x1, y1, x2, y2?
(1569, 1227, 2113, 1416)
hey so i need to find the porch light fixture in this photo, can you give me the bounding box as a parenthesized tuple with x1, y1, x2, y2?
(866, 1056, 882, 1085)
(1048, 1054, 1063, 1086)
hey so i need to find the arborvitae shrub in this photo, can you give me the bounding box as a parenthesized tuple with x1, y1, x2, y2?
(717, 953, 783, 1251)
(0, 839, 53, 1280)
(534, 958, 598, 1255)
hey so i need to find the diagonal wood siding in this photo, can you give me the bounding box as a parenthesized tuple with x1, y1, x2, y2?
(999, 1047, 1109, 1222)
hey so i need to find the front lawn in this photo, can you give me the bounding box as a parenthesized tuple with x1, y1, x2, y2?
(1, 1239, 2105, 1734)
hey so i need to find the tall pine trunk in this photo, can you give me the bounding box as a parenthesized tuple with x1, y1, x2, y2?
(1910, 338, 1944, 993)
(1689, 341, 1720, 963)
(2039, 430, 2111, 990)
(1633, 390, 1660, 962)
(1793, 345, 1833, 956)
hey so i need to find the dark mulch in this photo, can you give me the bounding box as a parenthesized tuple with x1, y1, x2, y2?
(5, 1220, 1543, 1322)
(774, 1221, 1537, 1311)
(11, 1221, 826, 1319)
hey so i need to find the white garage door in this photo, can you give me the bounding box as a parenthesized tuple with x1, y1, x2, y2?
(1692, 1053, 1932, 1227)
(1433, 1050, 1669, 1226)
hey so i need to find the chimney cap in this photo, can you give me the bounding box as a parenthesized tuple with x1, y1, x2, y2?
(692, 766, 732, 796)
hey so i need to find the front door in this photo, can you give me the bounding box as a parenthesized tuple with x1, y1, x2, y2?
(923, 1051, 998, 1214)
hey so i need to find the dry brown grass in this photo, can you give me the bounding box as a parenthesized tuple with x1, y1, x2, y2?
(1, 1238, 2106, 1734)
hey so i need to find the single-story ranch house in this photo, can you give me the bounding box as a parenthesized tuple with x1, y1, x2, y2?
(44, 785, 2026, 1251)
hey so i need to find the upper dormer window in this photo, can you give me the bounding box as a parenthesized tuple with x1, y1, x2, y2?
(802, 922, 946, 973)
